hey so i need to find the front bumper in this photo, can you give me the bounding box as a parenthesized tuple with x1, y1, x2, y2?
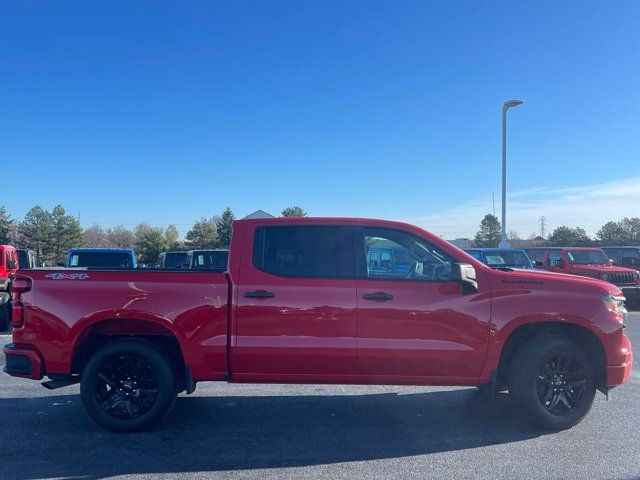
(606, 333, 633, 386)
(2, 343, 44, 380)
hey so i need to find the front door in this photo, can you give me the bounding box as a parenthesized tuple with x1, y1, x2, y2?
(354, 226, 491, 380)
(234, 223, 357, 377)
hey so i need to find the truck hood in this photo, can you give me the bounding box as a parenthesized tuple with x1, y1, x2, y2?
(567, 265, 638, 275)
(489, 266, 622, 295)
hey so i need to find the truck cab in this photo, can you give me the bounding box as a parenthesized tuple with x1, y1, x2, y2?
(158, 251, 188, 269)
(16, 249, 37, 269)
(66, 248, 137, 269)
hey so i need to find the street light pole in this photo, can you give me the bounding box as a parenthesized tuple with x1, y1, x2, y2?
(499, 99, 524, 248)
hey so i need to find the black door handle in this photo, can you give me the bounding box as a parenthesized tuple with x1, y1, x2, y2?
(362, 292, 394, 301)
(244, 290, 275, 299)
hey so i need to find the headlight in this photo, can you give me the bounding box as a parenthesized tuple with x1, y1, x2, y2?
(602, 294, 626, 323)
(601, 273, 610, 281)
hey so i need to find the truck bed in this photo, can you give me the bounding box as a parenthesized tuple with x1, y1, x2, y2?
(12, 268, 230, 381)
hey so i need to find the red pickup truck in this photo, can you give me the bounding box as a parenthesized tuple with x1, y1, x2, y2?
(3, 218, 633, 432)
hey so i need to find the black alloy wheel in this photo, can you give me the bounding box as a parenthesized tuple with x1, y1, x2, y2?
(95, 354, 159, 420)
(536, 353, 587, 415)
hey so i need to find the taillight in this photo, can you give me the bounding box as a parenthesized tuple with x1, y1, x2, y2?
(12, 300, 24, 328)
(10, 277, 31, 329)
(12, 278, 32, 295)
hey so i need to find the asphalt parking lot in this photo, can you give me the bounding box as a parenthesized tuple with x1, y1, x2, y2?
(1, 315, 639, 480)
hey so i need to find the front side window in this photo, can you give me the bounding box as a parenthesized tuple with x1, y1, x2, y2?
(253, 225, 353, 278)
(359, 227, 453, 281)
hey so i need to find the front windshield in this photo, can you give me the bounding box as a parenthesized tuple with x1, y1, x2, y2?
(483, 250, 532, 269)
(566, 250, 609, 265)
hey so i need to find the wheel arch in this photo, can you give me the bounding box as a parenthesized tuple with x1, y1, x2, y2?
(496, 321, 607, 392)
(70, 316, 187, 377)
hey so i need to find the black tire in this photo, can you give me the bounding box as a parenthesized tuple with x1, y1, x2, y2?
(509, 335, 596, 430)
(80, 339, 177, 432)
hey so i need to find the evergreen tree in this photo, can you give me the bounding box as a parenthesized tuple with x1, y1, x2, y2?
(50, 205, 84, 264)
(0, 206, 13, 244)
(165, 224, 180, 250)
(281, 206, 307, 217)
(18, 206, 52, 264)
(185, 217, 218, 248)
(473, 214, 502, 247)
(216, 207, 235, 248)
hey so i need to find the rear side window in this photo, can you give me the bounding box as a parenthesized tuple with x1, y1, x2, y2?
(253, 225, 353, 278)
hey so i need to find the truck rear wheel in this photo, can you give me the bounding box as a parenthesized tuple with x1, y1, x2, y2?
(509, 336, 596, 430)
(80, 340, 177, 432)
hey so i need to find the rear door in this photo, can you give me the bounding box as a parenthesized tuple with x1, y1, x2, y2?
(354, 226, 491, 380)
(234, 224, 357, 377)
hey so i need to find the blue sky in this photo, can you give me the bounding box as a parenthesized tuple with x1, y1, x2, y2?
(2, 1, 639, 238)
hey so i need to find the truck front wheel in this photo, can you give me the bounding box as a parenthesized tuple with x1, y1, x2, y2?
(509, 336, 596, 430)
(80, 340, 177, 432)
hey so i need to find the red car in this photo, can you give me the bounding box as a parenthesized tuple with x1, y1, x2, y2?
(525, 247, 640, 307)
(3, 218, 633, 432)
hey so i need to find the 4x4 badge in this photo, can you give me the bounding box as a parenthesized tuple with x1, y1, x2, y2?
(45, 273, 90, 280)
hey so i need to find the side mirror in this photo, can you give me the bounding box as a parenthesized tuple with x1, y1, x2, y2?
(553, 259, 564, 268)
(6, 260, 16, 269)
(533, 260, 543, 267)
(451, 263, 478, 293)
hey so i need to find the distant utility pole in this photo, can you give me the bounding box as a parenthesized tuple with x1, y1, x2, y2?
(539, 216, 547, 238)
(492, 192, 496, 216)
